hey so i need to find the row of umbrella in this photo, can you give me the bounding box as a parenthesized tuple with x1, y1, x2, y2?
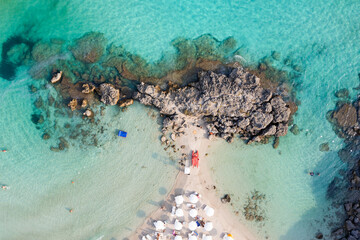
(174, 205, 213, 218)
(173, 219, 213, 231)
(174, 195, 214, 217)
(175, 194, 199, 205)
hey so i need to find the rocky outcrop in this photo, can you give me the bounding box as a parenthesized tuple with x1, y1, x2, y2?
(99, 83, 120, 105)
(328, 94, 360, 240)
(82, 83, 95, 94)
(68, 99, 77, 111)
(118, 99, 134, 108)
(51, 71, 62, 83)
(134, 67, 292, 143)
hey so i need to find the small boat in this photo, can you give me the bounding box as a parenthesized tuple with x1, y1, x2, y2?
(118, 130, 127, 138)
(192, 150, 199, 167)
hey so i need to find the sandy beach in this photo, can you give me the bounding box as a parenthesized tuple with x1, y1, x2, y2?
(129, 118, 257, 240)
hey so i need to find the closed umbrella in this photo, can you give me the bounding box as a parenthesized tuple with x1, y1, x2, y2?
(204, 222, 213, 231)
(189, 209, 198, 218)
(189, 236, 197, 240)
(175, 195, 184, 205)
(175, 236, 182, 240)
(189, 194, 198, 204)
(204, 206, 214, 217)
(175, 208, 184, 217)
(154, 221, 165, 230)
(188, 221, 197, 231)
(174, 219, 183, 230)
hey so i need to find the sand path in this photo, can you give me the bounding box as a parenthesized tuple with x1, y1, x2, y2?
(129, 119, 257, 240)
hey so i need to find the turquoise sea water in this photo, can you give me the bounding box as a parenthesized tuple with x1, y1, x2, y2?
(1, 0, 360, 239)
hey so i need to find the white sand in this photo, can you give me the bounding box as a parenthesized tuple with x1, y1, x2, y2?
(129, 118, 257, 240)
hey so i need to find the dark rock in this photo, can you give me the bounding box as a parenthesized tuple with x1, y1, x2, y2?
(221, 194, 231, 203)
(335, 89, 350, 98)
(333, 228, 344, 236)
(290, 124, 300, 135)
(319, 142, 330, 152)
(345, 220, 356, 231)
(42, 133, 50, 140)
(345, 202, 353, 212)
(99, 83, 120, 105)
(315, 232, 323, 239)
(31, 114, 44, 124)
(273, 137, 280, 149)
(351, 229, 360, 239)
(134, 66, 292, 143)
(333, 104, 357, 128)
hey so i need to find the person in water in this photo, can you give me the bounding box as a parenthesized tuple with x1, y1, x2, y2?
(309, 172, 314, 176)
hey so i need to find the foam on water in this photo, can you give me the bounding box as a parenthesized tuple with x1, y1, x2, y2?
(1, 0, 360, 239)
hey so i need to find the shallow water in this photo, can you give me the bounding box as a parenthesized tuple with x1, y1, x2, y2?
(1, 0, 360, 239)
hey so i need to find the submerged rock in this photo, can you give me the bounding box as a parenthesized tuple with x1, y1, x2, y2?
(7, 43, 30, 64)
(290, 124, 300, 135)
(335, 88, 349, 98)
(333, 103, 357, 128)
(42, 133, 50, 140)
(315, 232, 323, 239)
(319, 142, 330, 152)
(99, 83, 120, 105)
(70, 32, 106, 63)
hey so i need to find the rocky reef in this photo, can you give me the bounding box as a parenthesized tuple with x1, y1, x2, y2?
(0, 30, 300, 152)
(134, 65, 292, 144)
(328, 90, 360, 240)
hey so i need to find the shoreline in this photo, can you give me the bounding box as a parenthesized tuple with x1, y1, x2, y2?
(128, 120, 257, 240)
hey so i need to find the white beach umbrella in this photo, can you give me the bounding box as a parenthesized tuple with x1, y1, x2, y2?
(174, 219, 183, 230)
(189, 194, 199, 204)
(175, 208, 184, 217)
(189, 208, 198, 218)
(188, 221, 197, 231)
(204, 222, 213, 231)
(154, 221, 165, 230)
(204, 206, 214, 217)
(223, 234, 233, 240)
(189, 235, 197, 240)
(203, 235, 212, 240)
(175, 195, 184, 205)
(175, 236, 183, 240)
